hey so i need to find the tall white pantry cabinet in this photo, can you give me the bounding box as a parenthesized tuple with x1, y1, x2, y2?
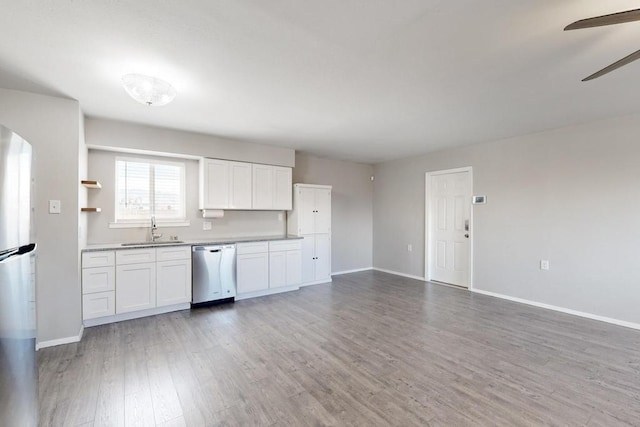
(287, 184, 332, 285)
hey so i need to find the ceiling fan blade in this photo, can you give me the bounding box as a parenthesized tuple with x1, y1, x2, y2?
(582, 48, 640, 81)
(565, 8, 640, 30)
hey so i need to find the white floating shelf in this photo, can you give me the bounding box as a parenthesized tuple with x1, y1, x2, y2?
(81, 180, 102, 189)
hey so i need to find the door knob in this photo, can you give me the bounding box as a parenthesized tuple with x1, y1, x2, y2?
(464, 233, 469, 238)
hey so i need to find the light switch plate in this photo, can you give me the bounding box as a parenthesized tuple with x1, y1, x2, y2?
(472, 195, 486, 204)
(49, 200, 61, 214)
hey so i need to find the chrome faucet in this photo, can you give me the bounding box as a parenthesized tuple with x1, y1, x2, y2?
(150, 216, 162, 242)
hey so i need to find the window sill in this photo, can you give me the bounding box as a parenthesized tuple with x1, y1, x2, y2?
(109, 220, 191, 229)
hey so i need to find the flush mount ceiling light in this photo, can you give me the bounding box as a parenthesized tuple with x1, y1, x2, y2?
(122, 73, 177, 106)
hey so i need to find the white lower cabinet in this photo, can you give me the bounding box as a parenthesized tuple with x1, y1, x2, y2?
(156, 259, 191, 307)
(237, 252, 269, 294)
(301, 234, 331, 283)
(156, 246, 192, 307)
(82, 291, 115, 320)
(314, 234, 331, 281)
(116, 262, 157, 314)
(82, 266, 115, 294)
(82, 246, 192, 324)
(286, 250, 302, 285)
(82, 251, 116, 321)
(268, 251, 287, 288)
(237, 239, 302, 297)
(82, 239, 303, 318)
(269, 240, 302, 288)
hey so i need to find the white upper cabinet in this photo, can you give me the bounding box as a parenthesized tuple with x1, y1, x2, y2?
(297, 187, 316, 235)
(252, 164, 273, 209)
(228, 161, 252, 209)
(314, 188, 331, 234)
(288, 184, 332, 235)
(199, 158, 230, 209)
(273, 166, 292, 210)
(199, 158, 252, 209)
(252, 164, 293, 210)
(200, 158, 292, 210)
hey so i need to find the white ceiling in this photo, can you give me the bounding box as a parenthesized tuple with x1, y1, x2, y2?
(2, 1, 640, 163)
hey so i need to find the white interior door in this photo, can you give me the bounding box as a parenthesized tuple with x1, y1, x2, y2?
(428, 170, 471, 287)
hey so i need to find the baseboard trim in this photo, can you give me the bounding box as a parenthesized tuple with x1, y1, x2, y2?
(300, 278, 332, 287)
(332, 267, 373, 276)
(236, 285, 300, 301)
(36, 324, 84, 350)
(83, 303, 190, 327)
(471, 288, 640, 331)
(372, 268, 426, 282)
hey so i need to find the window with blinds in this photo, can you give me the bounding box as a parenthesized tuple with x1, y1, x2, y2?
(115, 157, 186, 222)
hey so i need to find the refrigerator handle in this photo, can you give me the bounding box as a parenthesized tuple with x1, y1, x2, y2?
(0, 243, 36, 263)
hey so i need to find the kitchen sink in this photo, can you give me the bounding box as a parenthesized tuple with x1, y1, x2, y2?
(121, 241, 185, 246)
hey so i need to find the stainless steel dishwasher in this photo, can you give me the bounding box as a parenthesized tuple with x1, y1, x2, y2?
(191, 244, 236, 305)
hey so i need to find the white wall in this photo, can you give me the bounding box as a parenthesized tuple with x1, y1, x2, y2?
(373, 113, 640, 325)
(85, 118, 295, 167)
(0, 88, 83, 345)
(293, 153, 373, 273)
(86, 149, 284, 243)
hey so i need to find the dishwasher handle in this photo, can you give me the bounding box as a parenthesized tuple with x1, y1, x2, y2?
(193, 246, 223, 252)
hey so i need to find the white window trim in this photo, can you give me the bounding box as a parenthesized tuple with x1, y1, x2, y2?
(111, 156, 189, 228)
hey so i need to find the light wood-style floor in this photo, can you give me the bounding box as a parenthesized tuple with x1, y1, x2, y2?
(38, 271, 640, 426)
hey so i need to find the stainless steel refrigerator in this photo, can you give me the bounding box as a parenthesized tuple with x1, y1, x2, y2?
(0, 125, 38, 426)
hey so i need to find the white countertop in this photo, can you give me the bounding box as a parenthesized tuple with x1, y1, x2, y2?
(83, 235, 303, 252)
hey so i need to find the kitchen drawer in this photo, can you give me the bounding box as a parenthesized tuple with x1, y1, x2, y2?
(156, 245, 191, 261)
(82, 266, 115, 294)
(83, 291, 115, 320)
(269, 240, 302, 252)
(116, 248, 156, 265)
(82, 251, 115, 268)
(237, 241, 269, 255)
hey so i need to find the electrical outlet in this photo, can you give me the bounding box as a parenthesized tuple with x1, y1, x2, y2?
(203, 221, 212, 231)
(278, 212, 284, 221)
(49, 200, 61, 214)
(407, 244, 413, 252)
(540, 260, 550, 271)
